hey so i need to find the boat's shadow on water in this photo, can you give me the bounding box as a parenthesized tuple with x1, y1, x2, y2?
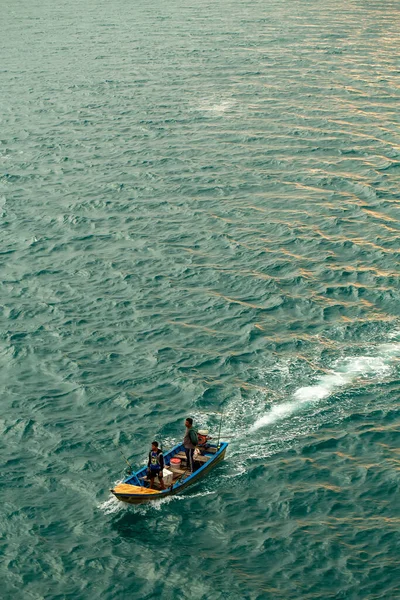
(111, 511, 153, 539)
(110, 493, 188, 539)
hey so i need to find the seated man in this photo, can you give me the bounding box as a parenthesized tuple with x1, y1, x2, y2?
(147, 441, 165, 490)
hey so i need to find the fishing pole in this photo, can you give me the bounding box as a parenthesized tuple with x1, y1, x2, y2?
(216, 407, 224, 449)
(117, 447, 133, 475)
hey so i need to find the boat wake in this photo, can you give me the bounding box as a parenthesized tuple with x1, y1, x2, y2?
(99, 334, 400, 512)
(98, 494, 129, 515)
(135, 489, 216, 513)
(98, 479, 130, 515)
(251, 336, 400, 431)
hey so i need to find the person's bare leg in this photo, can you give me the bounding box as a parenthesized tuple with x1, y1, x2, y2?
(159, 476, 165, 490)
(149, 476, 155, 489)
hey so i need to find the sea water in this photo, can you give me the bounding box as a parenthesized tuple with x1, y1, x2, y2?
(1, 0, 400, 598)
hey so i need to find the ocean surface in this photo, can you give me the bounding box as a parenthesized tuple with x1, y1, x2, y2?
(1, 0, 400, 598)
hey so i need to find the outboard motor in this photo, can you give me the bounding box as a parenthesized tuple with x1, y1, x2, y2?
(197, 429, 211, 448)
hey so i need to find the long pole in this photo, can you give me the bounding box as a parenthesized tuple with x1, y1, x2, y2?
(216, 407, 224, 448)
(117, 447, 133, 474)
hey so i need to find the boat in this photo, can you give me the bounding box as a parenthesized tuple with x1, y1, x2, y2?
(110, 441, 228, 504)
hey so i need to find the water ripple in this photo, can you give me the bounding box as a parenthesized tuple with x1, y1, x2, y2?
(1, 0, 400, 597)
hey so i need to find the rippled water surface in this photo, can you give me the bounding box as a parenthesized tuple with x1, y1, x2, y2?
(2, 0, 400, 598)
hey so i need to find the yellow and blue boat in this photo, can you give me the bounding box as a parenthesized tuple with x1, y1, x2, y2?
(111, 441, 228, 505)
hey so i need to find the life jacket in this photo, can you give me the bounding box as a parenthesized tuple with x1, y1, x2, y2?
(149, 450, 162, 472)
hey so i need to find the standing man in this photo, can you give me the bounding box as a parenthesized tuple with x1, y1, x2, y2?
(147, 441, 165, 490)
(183, 417, 198, 472)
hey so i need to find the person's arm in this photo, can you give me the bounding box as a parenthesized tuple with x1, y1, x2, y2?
(159, 453, 164, 470)
(147, 452, 151, 468)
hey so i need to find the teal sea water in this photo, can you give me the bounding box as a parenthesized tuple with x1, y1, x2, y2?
(1, 0, 400, 597)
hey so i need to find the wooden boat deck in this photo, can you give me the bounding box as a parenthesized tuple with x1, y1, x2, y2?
(142, 451, 212, 489)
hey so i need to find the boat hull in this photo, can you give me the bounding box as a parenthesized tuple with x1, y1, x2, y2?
(111, 444, 227, 504)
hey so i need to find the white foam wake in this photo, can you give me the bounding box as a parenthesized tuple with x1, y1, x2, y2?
(98, 494, 128, 515)
(251, 338, 400, 431)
